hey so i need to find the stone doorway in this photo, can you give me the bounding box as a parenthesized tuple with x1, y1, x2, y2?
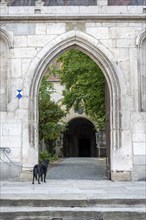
(27, 31, 122, 181)
(63, 118, 97, 157)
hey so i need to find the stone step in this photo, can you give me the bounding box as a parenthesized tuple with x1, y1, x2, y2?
(1, 198, 145, 207)
(1, 206, 146, 220)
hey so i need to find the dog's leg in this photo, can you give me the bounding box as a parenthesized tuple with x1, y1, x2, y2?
(41, 174, 43, 182)
(44, 173, 46, 183)
(32, 169, 35, 184)
(38, 174, 41, 184)
(32, 175, 34, 184)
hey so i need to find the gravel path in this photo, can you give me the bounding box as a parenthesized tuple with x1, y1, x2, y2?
(47, 157, 107, 180)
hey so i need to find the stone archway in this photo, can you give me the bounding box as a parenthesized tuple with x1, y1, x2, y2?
(63, 117, 97, 158)
(24, 30, 123, 180)
(0, 29, 13, 112)
(136, 29, 146, 112)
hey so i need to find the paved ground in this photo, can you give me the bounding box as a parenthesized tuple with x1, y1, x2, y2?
(1, 179, 146, 200)
(0, 158, 146, 201)
(47, 157, 107, 180)
(1, 158, 146, 220)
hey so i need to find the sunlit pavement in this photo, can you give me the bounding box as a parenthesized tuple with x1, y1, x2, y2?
(1, 158, 145, 201)
(47, 157, 107, 180)
(1, 159, 145, 220)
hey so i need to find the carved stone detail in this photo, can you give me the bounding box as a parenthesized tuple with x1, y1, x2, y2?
(0, 0, 7, 5)
(35, 0, 44, 6)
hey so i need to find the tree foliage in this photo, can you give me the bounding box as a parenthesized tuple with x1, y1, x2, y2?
(39, 75, 66, 143)
(50, 49, 106, 129)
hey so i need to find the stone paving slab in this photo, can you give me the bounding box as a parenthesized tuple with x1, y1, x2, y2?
(0, 180, 146, 200)
(1, 206, 145, 212)
(1, 205, 146, 220)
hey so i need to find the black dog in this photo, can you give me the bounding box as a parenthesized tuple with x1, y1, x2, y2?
(32, 159, 49, 184)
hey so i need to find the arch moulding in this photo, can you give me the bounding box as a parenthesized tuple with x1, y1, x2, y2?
(25, 30, 122, 152)
(136, 29, 146, 112)
(0, 28, 13, 49)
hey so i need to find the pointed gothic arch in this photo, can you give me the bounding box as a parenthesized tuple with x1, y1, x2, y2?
(24, 31, 124, 175)
(0, 29, 12, 111)
(136, 29, 146, 112)
(0, 28, 13, 49)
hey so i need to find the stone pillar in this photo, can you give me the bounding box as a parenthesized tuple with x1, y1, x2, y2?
(35, 0, 44, 6)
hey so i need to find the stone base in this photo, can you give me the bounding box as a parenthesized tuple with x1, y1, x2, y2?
(132, 165, 146, 181)
(20, 170, 32, 182)
(0, 162, 21, 181)
(111, 171, 131, 181)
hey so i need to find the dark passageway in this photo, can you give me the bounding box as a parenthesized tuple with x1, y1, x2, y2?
(79, 138, 90, 157)
(63, 118, 97, 157)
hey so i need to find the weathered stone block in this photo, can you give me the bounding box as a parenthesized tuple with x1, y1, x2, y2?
(20, 170, 32, 181)
(42, 5, 80, 13)
(0, 162, 21, 181)
(66, 22, 85, 32)
(109, 27, 135, 39)
(97, 0, 108, 5)
(111, 171, 131, 181)
(7, 100, 19, 111)
(14, 36, 27, 47)
(132, 134, 146, 142)
(6, 23, 35, 35)
(19, 98, 29, 109)
(79, 6, 100, 14)
(132, 122, 146, 134)
(11, 58, 22, 78)
(116, 39, 135, 48)
(113, 48, 129, 62)
(11, 48, 37, 58)
(133, 143, 146, 155)
(1, 136, 21, 153)
(36, 23, 47, 35)
(133, 155, 146, 165)
(9, 6, 34, 14)
(132, 165, 146, 181)
(86, 27, 109, 39)
(28, 35, 55, 47)
(86, 23, 102, 28)
(47, 23, 66, 35)
(101, 5, 128, 14)
(2, 123, 21, 136)
(21, 58, 31, 76)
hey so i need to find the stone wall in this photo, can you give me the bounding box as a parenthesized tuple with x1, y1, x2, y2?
(0, 4, 145, 181)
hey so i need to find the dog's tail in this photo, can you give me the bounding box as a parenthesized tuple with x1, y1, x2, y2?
(33, 167, 38, 180)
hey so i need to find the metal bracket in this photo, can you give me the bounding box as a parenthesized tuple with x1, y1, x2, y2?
(0, 147, 11, 154)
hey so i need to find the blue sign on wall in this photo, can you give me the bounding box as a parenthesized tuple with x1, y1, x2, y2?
(16, 90, 23, 99)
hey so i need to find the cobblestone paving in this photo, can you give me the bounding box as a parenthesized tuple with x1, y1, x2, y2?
(47, 157, 107, 180)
